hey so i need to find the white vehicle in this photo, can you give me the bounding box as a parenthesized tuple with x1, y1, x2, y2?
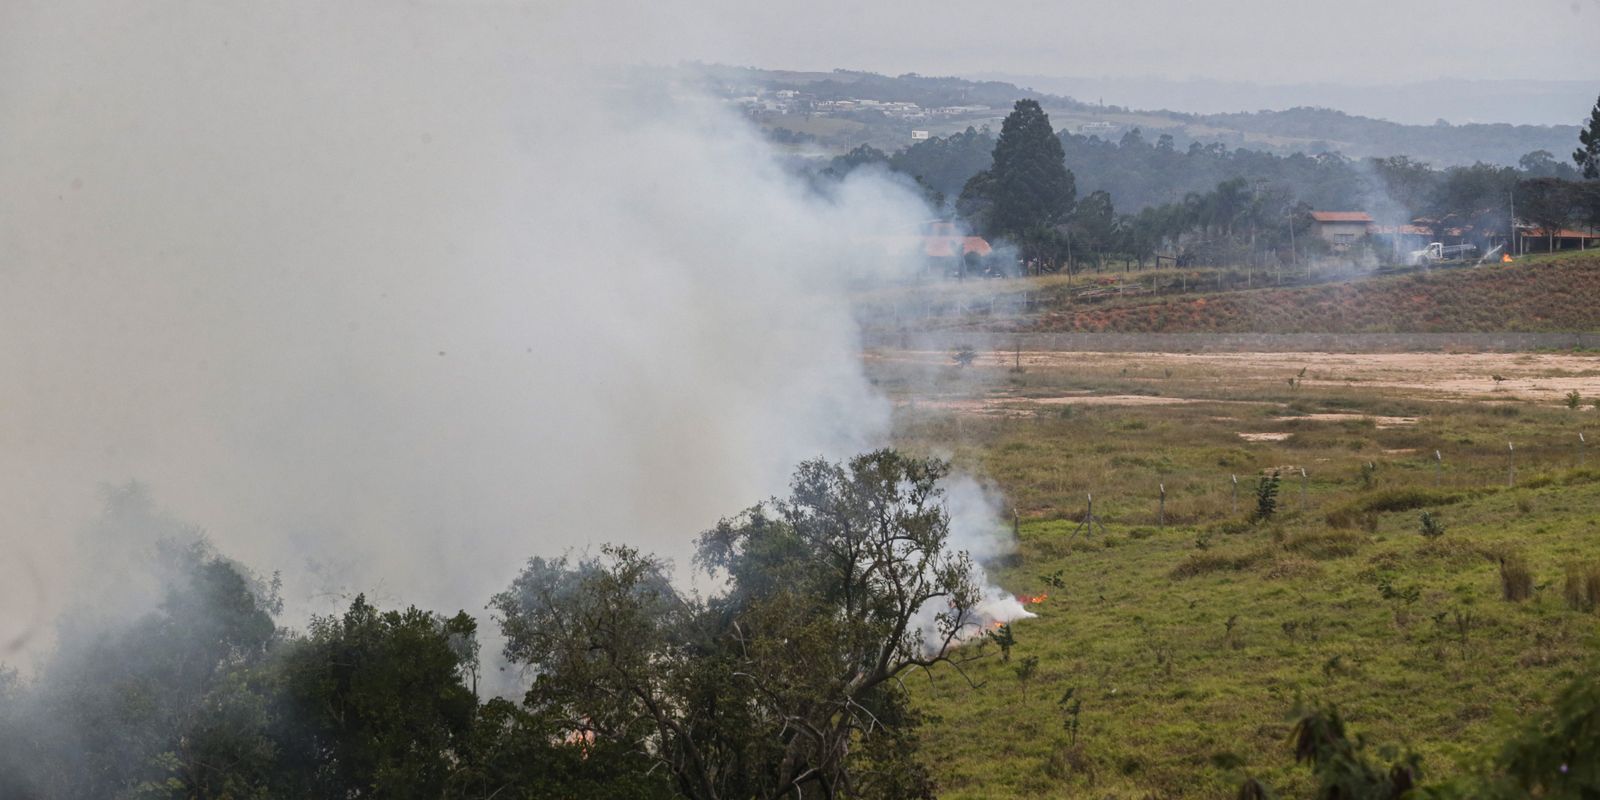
(1407, 242, 1479, 266)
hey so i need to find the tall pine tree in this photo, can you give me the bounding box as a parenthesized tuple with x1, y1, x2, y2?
(1575, 93, 1600, 179)
(959, 99, 1075, 243)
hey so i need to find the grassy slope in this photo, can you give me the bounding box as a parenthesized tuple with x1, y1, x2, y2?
(857, 251, 1600, 336)
(1033, 253, 1600, 334)
(880, 362, 1600, 798)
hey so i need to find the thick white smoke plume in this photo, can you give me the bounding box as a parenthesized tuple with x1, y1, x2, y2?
(0, 2, 1025, 663)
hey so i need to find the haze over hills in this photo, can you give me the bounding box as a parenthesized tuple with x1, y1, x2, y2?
(975, 74, 1600, 128)
(684, 65, 1585, 167)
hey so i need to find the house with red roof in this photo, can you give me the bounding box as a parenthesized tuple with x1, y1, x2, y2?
(1309, 211, 1374, 251)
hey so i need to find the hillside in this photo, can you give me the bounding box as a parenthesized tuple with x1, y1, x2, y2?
(679, 66, 1579, 166)
(855, 253, 1600, 336)
(1030, 256, 1600, 334)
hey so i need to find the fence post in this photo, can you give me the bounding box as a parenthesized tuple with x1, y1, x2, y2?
(1300, 467, 1308, 512)
(1434, 449, 1443, 487)
(1581, 432, 1587, 468)
(1507, 442, 1516, 488)
(1231, 474, 1238, 515)
(1159, 483, 1166, 529)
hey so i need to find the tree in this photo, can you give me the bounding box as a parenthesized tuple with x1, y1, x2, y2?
(269, 597, 480, 798)
(0, 481, 287, 800)
(1070, 190, 1117, 268)
(1574, 93, 1600, 179)
(491, 450, 987, 800)
(959, 100, 1076, 264)
(1516, 178, 1582, 252)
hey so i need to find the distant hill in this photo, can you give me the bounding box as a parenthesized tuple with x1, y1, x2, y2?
(681, 66, 1581, 168)
(974, 73, 1600, 128)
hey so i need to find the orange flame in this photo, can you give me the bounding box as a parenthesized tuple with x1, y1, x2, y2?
(1018, 592, 1048, 604)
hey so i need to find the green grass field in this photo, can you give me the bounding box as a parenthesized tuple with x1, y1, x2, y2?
(871, 346, 1600, 797)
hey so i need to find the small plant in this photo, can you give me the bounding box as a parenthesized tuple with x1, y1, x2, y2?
(1418, 511, 1446, 539)
(1357, 461, 1378, 490)
(1563, 562, 1600, 612)
(1014, 655, 1040, 699)
(1567, 390, 1583, 410)
(1040, 569, 1066, 589)
(1437, 607, 1476, 657)
(1285, 703, 1420, 798)
(1194, 531, 1214, 550)
(1492, 374, 1507, 385)
(988, 622, 1016, 662)
(1252, 472, 1281, 523)
(1281, 615, 1323, 644)
(1499, 556, 1535, 602)
(1377, 576, 1421, 628)
(951, 346, 977, 367)
(1058, 687, 1083, 746)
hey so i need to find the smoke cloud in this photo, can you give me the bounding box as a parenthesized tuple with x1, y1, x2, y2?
(0, 1, 1021, 666)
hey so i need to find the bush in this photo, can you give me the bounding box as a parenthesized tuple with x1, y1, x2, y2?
(1563, 562, 1600, 612)
(1283, 530, 1366, 560)
(1253, 472, 1281, 523)
(1418, 511, 1446, 539)
(1325, 488, 1463, 528)
(1169, 549, 1270, 580)
(1499, 556, 1535, 602)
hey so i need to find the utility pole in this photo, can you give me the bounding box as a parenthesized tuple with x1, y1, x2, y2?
(1288, 209, 1297, 268)
(1509, 190, 1518, 257)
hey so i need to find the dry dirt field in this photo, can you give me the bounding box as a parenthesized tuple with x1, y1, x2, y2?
(869, 349, 1600, 411)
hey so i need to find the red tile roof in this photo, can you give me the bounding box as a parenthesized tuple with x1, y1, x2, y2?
(1310, 211, 1374, 223)
(925, 236, 992, 258)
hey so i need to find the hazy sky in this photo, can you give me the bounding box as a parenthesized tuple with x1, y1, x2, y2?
(597, 0, 1599, 85)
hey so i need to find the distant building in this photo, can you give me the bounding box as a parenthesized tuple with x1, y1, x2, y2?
(923, 221, 992, 260)
(1077, 121, 1119, 136)
(1494, 222, 1600, 254)
(1309, 211, 1374, 251)
(910, 130, 930, 141)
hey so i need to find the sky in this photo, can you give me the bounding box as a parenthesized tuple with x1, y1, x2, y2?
(591, 0, 1599, 87)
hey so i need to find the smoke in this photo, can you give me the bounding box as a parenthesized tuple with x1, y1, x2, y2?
(0, 0, 1026, 671)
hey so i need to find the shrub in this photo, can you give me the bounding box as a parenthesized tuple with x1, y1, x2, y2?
(1418, 511, 1445, 539)
(1325, 489, 1463, 528)
(1169, 549, 1270, 580)
(1253, 472, 1281, 523)
(1499, 556, 1535, 602)
(1357, 461, 1378, 489)
(1566, 390, 1583, 409)
(1283, 530, 1365, 560)
(1563, 562, 1600, 612)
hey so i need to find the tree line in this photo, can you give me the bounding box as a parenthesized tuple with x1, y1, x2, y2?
(821, 95, 1600, 273)
(0, 452, 984, 800)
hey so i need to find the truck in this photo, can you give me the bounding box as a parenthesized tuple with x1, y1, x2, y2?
(1406, 242, 1479, 266)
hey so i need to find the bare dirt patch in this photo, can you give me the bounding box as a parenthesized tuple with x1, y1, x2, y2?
(1277, 413, 1419, 428)
(1238, 432, 1292, 442)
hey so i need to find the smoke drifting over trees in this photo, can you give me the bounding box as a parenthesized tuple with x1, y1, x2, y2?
(0, 1, 952, 642)
(0, 2, 1034, 794)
